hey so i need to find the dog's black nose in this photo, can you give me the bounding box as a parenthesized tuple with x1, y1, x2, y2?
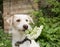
(23, 25, 28, 30)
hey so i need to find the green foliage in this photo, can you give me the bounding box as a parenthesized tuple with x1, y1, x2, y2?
(36, 17, 60, 47)
(32, 11, 60, 47)
(39, 0, 60, 17)
(32, 0, 60, 47)
(0, 29, 12, 47)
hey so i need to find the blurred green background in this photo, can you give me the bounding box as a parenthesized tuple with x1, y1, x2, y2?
(0, 0, 60, 47)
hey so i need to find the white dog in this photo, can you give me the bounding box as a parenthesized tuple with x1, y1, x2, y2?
(7, 14, 42, 47)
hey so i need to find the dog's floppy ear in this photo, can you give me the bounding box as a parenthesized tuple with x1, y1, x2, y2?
(6, 16, 13, 25)
(28, 16, 34, 24)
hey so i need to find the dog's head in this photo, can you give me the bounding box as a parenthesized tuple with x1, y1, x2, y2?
(7, 14, 34, 31)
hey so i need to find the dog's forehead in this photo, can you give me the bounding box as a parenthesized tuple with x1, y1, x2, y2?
(14, 14, 28, 19)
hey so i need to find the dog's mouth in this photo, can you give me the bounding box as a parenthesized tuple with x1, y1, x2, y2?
(18, 29, 27, 32)
(22, 27, 28, 31)
(22, 30, 25, 31)
(22, 29, 28, 32)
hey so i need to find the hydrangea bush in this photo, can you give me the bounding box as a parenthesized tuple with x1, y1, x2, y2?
(31, 0, 60, 47)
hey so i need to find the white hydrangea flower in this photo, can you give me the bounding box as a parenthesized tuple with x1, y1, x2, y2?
(25, 25, 43, 39)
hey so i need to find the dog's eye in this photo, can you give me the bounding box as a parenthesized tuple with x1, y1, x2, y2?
(16, 19, 20, 22)
(26, 19, 28, 22)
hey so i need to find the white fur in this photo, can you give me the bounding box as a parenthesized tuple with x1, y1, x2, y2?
(7, 14, 40, 47)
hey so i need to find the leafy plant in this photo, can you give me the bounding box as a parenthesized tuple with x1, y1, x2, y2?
(31, 0, 60, 47)
(0, 29, 12, 47)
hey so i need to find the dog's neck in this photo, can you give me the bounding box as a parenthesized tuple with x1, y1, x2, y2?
(12, 28, 26, 42)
